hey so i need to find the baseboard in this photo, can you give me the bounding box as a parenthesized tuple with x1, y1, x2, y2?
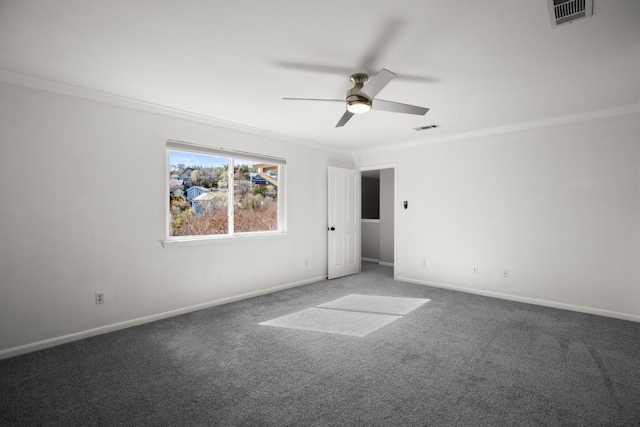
(0, 275, 326, 360)
(361, 258, 394, 268)
(396, 276, 640, 323)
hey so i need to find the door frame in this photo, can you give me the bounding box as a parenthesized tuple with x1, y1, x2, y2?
(359, 163, 397, 279)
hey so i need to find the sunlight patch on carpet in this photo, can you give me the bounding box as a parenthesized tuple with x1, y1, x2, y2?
(259, 294, 430, 337)
(259, 308, 401, 337)
(317, 294, 430, 315)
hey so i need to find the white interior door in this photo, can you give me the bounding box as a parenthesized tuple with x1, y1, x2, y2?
(328, 166, 361, 279)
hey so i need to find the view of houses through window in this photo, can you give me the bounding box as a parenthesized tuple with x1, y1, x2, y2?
(168, 147, 281, 237)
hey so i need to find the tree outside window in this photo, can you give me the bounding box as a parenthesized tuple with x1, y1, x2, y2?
(167, 142, 284, 238)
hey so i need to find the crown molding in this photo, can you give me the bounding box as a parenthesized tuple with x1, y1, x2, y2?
(357, 103, 640, 156)
(4, 69, 636, 161)
(0, 69, 354, 157)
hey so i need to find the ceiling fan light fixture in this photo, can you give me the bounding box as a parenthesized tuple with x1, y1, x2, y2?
(284, 69, 429, 127)
(347, 99, 372, 114)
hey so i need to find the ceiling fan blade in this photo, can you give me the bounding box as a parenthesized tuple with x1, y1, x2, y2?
(395, 74, 439, 84)
(275, 61, 438, 84)
(360, 19, 403, 72)
(275, 62, 357, 76)
(283, 97, 344, 102)
(335, 110, 355, 127)
(357, 69, 396, 100)
(372, 99, 429, 115)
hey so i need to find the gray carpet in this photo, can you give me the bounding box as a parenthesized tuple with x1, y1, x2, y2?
(1, 263, 640, 426)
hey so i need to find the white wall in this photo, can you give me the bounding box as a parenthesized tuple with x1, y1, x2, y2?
(379, 169, 394, 265)
(361, 220, 380, 261)
(359, 112, 640, 321)
(0, 82, 355, 356)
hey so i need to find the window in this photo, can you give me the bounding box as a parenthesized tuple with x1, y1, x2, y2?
(166, 140, 285, 239)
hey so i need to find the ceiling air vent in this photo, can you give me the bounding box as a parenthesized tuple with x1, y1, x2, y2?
(414, 124, 440, 131)
(548, 0, 593, 27)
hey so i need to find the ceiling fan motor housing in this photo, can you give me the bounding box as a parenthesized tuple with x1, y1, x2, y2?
(346, 73, 372, 113)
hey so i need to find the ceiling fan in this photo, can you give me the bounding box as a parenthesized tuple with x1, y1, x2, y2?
(283, 69, 429, 127)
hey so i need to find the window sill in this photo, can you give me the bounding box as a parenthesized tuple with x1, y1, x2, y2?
(161, 231, 288, 248)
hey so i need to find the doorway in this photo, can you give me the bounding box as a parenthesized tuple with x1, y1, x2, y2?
(360, 165, 396, 276)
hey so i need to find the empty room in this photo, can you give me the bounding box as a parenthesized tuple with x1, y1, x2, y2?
(1, 1, 639, 425)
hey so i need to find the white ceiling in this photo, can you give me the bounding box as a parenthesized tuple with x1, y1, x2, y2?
(1, 0, 639, 152)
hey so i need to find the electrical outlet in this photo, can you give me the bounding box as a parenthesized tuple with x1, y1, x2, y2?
(95, 291, 105, 304)
(503, 269, 509, 278)
(420, 259, 426, 267)
(472, 266, 478, 274)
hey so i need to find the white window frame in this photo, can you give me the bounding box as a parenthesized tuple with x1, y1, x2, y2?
(163, 139, 287, 246)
